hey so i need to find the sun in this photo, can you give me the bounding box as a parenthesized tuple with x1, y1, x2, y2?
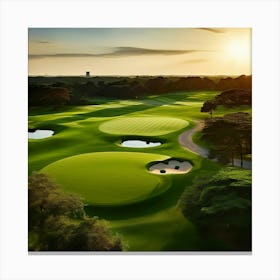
(228, 43, 247, 59)
(226, 39, 251, 62)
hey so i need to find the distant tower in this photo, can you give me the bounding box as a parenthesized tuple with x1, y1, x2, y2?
(86, 71, 90, 77)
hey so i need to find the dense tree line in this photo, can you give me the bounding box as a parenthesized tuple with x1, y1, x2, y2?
(29, 75, 251, 107)
(214, 89, 251, 107)
(29, 173, 123, 251)
(29, 86, 70, 107)
(201, 88, 251, 118)
(201, 112, 251, 167)
(180, 167, 251, 250)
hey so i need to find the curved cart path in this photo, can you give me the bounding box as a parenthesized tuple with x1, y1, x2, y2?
(178, 122, 208, 157)
(178, 122, 252, 169)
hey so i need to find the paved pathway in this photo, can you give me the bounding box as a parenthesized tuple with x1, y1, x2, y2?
(178, 122, 208, 157)
(178, 122, 252, 170)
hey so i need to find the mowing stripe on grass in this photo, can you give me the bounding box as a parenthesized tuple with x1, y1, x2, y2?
(99, 116, 189, 136)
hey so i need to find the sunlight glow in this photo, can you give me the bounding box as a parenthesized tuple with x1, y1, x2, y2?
(28, 28, 251, 76)
(226, 39, 251, 62)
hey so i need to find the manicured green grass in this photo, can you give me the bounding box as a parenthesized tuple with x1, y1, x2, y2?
(99, 116, 189, 136)
(42, 152, 171, 206)
(192, 130, 210, 149)
(109, 206, 203, 251)
(214, 105, 252, 116)
(29, 90, 251, 251)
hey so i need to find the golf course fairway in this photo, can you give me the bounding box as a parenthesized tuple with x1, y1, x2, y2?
(29, 90, 251, 251)
(99, 116, 189, 136)
(42, 152, 171, 206)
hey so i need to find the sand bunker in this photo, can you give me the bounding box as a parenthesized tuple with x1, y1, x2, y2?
(121, 140, 161, 148)
(149, 159, 192, 175)
(28, 129, 54, 139)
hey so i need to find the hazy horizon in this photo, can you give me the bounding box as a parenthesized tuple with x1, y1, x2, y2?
(28, 74, 249, 78)
(28, 28, 251, 76)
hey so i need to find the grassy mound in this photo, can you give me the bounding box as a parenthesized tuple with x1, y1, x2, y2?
(99, 116, 189, 136)
(41, 152, 171, 206)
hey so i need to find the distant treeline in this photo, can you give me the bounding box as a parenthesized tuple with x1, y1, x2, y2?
(29, 75, 252, 106)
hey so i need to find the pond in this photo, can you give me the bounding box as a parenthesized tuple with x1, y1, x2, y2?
(28, 129, 54, 139)
(121, 140, 161, 148)
(149, 159, 192, 174)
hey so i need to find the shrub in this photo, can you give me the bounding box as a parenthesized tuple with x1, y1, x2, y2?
(28, 172, 123, 251)
(180, 168, 251, 250)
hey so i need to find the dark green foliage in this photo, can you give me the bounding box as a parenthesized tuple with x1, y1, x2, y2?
(28, 85, 50, 106)
(39, 216, 78, 251)
(201, 112, 251, 166)
(28, 172, 85, 230)
(28, 75, 252, 107)
(29, 86, 70, 107)
(28, 172, 123, 251)
(180, 168, 251, 250)
(41, 87, 70, 107)
(200, 100, 217, 118)
(200, 88, 251, 118)
(39, 216, 123, 251)
(216, 75, 251, 90)
(66, 219, 122, 251)
(214, 89, 251, 107)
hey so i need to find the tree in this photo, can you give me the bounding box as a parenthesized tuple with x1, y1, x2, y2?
(201, 113, 251, 167)
(67, 219, 122, 251)
(214, 89, 252, 107)
(28, 172, 85, 230)
(41, 87, 70, 108)
(28, 172, 123, 251)
(201, 100, 217, 119)
(40, 216, 123, 251)
(216, 75, 251, 90)
(180, 168, 252, 250)
(28, 85, 51, 106)
(28, 172, 58, 229)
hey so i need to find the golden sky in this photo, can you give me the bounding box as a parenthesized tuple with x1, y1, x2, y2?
(28, 28, 251, 76)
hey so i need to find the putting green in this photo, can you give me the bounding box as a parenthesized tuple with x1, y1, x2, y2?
(41, 152, 171, 206)
(99, 116, 189, 136)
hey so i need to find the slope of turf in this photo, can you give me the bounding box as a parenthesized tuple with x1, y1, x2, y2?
(29, 90, 251, 251)
(99, 116, 189, 136)
(42, 152, 171, 206)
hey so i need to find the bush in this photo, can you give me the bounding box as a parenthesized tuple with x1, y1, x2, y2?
(28, 172, 123, 251)
(180, 168, 251, 250)
(201, 112, 251, 167)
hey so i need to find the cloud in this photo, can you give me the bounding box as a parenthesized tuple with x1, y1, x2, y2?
(183, 58, 209, 63)
(109, 47, 201, 56)
(29, 53, 98, 59)
(36, 41, 51, 44)
(196, 28, 226, 34)
(29, 46, 210, 59)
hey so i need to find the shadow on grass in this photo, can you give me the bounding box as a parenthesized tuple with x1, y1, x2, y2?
(85, 159, 220, 220)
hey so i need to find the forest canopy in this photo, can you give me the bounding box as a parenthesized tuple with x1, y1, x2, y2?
(180, 167, 251, 250)
(28, 75, 252, 106)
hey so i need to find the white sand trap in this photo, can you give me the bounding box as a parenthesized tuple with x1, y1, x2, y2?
(121, 140, 161, 148)
(28, 129, 54, 139)
(149, 160, 192, 174)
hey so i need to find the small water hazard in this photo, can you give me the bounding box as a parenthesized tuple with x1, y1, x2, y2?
(28, 129, 54, 139)
(121, 140, 161, 148)
(149, 159, 192, 175)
